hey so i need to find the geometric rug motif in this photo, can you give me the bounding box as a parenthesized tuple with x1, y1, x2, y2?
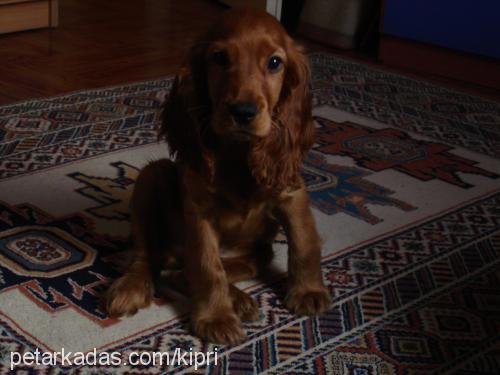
(306, 267, 500, 374)
(0, 120, 158, 181)
(47, 191, 499, 374)
(69, 162, 139, 221)
(1, 53, 500, 374)
(451, 341, 500, 374)
(0, 78, 171, 181)
(314, 116, 499, 188)
(0, 179, 496, 373)
(201, 193, 500, 374)
(271, 259, 500, 374)
(309, 53, 500, 159)
(303, 151, 415, 224)
(0, 201, 125, 326)
(1, 53, 499, 182)
(0, 85, 165, 145)
(71, 155, 415, 226)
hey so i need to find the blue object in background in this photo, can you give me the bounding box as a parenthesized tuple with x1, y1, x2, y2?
(383, 0, 500, 59)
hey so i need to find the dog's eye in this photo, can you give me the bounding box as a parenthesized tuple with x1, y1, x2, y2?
(213, 50, 229, 67)
(267, 56, 283, 73)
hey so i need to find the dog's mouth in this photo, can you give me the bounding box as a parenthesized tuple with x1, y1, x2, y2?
(229, 127, 257, 141)
(212, 107, 272, 141)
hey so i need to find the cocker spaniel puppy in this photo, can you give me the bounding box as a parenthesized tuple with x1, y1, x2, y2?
(106, 8, 330, 344)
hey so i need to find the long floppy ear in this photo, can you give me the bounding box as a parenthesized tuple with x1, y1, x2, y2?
(159, 43, 214, 177)
(279, 39, 314, 155)
(250, 38, 314, 192)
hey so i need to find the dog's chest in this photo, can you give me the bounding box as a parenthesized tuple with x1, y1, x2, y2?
(213, 200, 270, 244)
(215, 202, 267, 232)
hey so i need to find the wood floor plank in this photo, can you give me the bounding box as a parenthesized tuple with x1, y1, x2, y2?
(0, 0, 226, 104)
(0, 0, 497, 104)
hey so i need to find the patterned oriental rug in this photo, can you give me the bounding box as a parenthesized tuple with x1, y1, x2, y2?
(1, 52, 500, 374)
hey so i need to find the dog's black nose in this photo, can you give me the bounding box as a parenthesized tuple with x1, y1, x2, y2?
(228, 102, 258, 125)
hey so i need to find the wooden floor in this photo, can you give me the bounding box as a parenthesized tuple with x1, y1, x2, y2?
(0, 0, 498, 105)
(0, 0, 225, 104)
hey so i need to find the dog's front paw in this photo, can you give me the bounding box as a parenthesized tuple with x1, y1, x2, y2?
(193, 313, 245, 345)
(286, 286, 331, 316)
(105, 275, 152, 318)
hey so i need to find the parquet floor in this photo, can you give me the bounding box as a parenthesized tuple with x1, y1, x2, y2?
(0, 0, 497, 105)
(0, 0, 224, 104)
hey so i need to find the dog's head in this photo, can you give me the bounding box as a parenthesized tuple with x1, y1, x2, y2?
(162, 8, 313, 191)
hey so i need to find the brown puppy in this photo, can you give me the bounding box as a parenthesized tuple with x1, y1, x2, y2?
(106, 8, 330, 345)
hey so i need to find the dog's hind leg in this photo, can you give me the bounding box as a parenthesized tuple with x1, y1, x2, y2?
(105, 246, 154, 317)
(105, 159, 180, 317)
(219, 245, 272, 322)
(161, 241, 275, 323)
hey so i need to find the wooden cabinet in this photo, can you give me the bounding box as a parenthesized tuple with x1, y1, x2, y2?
(0, 0, 58, 34)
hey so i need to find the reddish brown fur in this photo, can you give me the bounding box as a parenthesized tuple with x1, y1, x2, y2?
(106, 8, 330, 345)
